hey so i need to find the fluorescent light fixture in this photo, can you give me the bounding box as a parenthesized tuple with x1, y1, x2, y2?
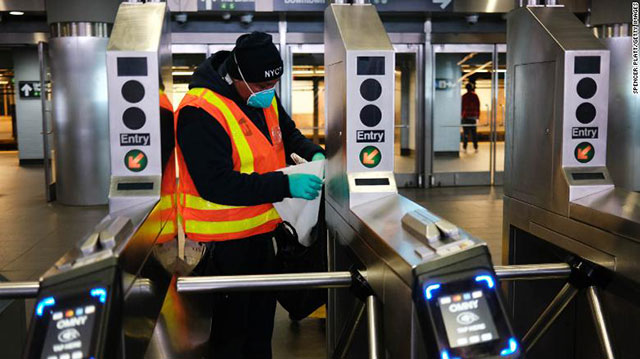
(9, 11, 25, 16)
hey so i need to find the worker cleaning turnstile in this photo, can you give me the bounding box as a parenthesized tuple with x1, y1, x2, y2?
(176, 2, 525, 359)
(0, 3, 180, 358)
(0, 2, 580, 359)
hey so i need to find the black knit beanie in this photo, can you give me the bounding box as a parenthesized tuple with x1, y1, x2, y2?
(226, 32, 283, 83)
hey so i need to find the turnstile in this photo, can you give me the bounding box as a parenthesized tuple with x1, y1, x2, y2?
(2, 3, 180, 358)
(504, 4, 640, 359)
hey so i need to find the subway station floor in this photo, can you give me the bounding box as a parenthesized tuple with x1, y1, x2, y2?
(0, 150, 504, 358)
(433, 141, 505, 173)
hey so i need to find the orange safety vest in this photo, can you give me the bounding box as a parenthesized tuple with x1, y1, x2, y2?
(156, 90, 178, 244)
(174, 87, 286, 241)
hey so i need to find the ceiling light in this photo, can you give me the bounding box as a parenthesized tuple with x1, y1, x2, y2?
(9, 11, 24, 16)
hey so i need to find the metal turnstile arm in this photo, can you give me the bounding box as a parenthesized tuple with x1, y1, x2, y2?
(494, 263, 572, 281)
(521, 282, 579, 352)
(366, 295, 382, 359)
(0, 281, 40, 298)
(177, 271, 356, 293)
(587, 286, 616, 359)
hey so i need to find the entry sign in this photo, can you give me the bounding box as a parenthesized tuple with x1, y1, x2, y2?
(360, 146, 382, 168)
(19, 81, 41, 99)
(574, 142, 595, 163)
(124, 149, 148, 172)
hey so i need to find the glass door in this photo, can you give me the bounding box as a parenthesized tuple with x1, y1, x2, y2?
(288, 44, 325, 146)
(430, 44, 506, 186)
(393, 44, 424, 187)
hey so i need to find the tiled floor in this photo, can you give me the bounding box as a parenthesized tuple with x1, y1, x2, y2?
(433, 141, 505, 173)
(0, 151, 505, 358)
(0, 152, 107, 281)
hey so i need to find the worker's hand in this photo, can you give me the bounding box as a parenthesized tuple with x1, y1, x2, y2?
(312, 152, 326, 179)
(288, 174, 323, 200)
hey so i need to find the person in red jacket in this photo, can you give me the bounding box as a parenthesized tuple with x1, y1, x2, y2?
(461, 82, 480, 152)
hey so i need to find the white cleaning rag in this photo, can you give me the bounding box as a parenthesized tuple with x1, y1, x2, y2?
(273, 160, 325, 247)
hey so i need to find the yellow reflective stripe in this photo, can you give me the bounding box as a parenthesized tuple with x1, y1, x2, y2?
(187, 87, 206, 97)
(158, 194, 174, 210)
(181, 193, 246, 210)
(271, 97, 278, 118)
(161, 220, 176, 234)
(199, 90, 254, 174)
(185, 207, 280, 235)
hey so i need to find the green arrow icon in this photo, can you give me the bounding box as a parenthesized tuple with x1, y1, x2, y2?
(124, 149, 148, 172)
(574, 142, 595, 163)
(360, 146, 382, 168)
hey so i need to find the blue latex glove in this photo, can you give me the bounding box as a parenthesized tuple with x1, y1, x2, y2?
(312, 152, 326, 161)
(288, 174, 323, 200)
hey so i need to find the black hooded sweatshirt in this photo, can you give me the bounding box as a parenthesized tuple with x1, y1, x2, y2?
(177, 51, 323, 206)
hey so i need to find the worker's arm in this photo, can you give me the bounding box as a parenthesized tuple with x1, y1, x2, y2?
(177, 106, 291, 206)
(276, 96, 325, 163)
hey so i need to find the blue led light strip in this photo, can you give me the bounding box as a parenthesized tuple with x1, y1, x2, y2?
(36, 297, 55, 316)
(440, 350, 461, 359)
(475, 275, 495, 288)
(425, 284, 441, 300)
(500, 337, 518, 356)
(90, 287, 107, 303)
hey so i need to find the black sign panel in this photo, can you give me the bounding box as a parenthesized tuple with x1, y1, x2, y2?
(574, 56, 601, 74)
(571, 127, 599, 139)
(274, 0, 326, 11)
(198, 0, 255, 12)
(356, 130, 385, 143)
(117, 57, 148, 77)
(18, 81, 41, 99)
(120, 133, 151, 146)
(357, 57, 385, 75)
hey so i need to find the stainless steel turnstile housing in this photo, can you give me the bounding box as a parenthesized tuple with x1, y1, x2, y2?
(504, 5, 640, 359)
